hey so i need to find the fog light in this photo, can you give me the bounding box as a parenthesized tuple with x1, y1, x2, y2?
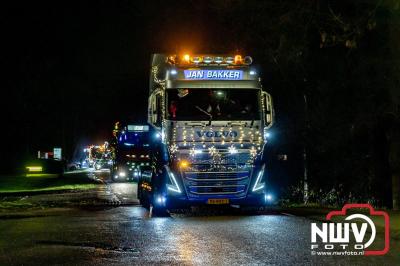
(265, 194, 273, 202)
(156, 195, 166, 205)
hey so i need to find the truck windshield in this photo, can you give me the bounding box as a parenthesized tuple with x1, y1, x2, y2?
(167, 89, 260, 121)
(119, 133, 150, 147)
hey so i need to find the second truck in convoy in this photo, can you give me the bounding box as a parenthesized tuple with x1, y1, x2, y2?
(138, 54, 274, 214)
(112, 124, 152, 182)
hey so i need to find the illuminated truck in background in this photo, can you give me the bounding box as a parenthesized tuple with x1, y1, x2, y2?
(111, 124, 152, 182)
(84, 142, 113, 170)
(139, 54, 274, 214)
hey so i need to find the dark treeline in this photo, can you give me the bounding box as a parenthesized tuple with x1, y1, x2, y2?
(208, 0, 400, 208)
(3, 0, 400, 208)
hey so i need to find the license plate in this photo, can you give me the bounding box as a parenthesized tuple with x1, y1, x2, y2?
(207, 199, 229, 205)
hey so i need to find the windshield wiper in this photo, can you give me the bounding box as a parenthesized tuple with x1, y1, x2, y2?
(195, 106, 213, 125)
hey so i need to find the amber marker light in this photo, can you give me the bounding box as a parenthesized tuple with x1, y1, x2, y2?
(178, 160, 190, 169)
(234, 55, 242, 64)
(183, 54, 190, 63)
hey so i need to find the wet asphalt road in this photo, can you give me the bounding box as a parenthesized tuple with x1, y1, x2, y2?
(88, 169, 140, 205)
(0, 170, 399, 265)
(1, 207, 399, 265)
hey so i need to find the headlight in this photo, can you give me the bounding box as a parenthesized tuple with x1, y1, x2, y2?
(118, 171, 126, 177)
(252, 164, 266, 192)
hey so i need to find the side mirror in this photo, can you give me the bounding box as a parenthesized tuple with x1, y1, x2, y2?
(148, 89, 163, 129)
(262, 91, 274, 128)
(148, 94, 155, 125)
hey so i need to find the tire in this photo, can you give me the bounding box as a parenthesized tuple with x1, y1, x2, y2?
(151, 205, 169, 217)
(138, 186, 150, 209)
(110, 170, 116, 182)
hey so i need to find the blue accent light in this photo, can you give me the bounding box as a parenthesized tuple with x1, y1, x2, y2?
(253, 165, 266, 192)
(166, 167, 181, 193)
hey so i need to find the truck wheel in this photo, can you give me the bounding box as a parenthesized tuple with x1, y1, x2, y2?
(142, 198, 150, 210)
(138, 186, 150, 209)
(151, 205, 169, 217)
(110, 170, 115, 182)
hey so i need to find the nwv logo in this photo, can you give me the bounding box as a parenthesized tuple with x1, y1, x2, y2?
(310, 204, 390, 256)
(195, 131, 238, 138)
(311, 216, 373, 245)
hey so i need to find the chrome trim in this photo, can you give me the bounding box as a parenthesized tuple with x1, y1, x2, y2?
(185, 171, 248, 174)
(166, 80, 260, 89)
(185, 176, 248, 182)
(182, 169, 251, 197)
(189, 185, 245, 188)
(190, 191, 244, 195)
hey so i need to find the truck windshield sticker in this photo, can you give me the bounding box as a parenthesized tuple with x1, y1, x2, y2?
(184, 70, 243, 80)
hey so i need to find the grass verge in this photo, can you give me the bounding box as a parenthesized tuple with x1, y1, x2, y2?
(0, 172, 98, 194)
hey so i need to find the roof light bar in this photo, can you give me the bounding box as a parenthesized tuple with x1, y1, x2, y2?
(214, 56, 223, 64)
(169, 54, 253, 66)
(203, 56, 213, 63)
(225, 57, 234, 64)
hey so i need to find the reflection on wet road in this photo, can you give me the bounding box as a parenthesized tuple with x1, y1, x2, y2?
(88, 168, 139, 205)
(1, 206, 399, 265)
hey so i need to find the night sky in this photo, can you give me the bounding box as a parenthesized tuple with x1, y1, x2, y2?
(4, 1, 234, 168)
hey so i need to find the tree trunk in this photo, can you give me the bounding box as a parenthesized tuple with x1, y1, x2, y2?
(393, 173, 400, 210)
(388, 132, 400, 210)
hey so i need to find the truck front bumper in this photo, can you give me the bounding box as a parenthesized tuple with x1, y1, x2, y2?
(164, 193, 266, 209)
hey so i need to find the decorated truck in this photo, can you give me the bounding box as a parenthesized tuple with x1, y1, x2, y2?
(139, 54, 274, 214)
(111, 124, 152, 182)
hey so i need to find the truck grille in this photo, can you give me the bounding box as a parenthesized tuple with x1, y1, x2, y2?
(182, 171, 250, 198)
